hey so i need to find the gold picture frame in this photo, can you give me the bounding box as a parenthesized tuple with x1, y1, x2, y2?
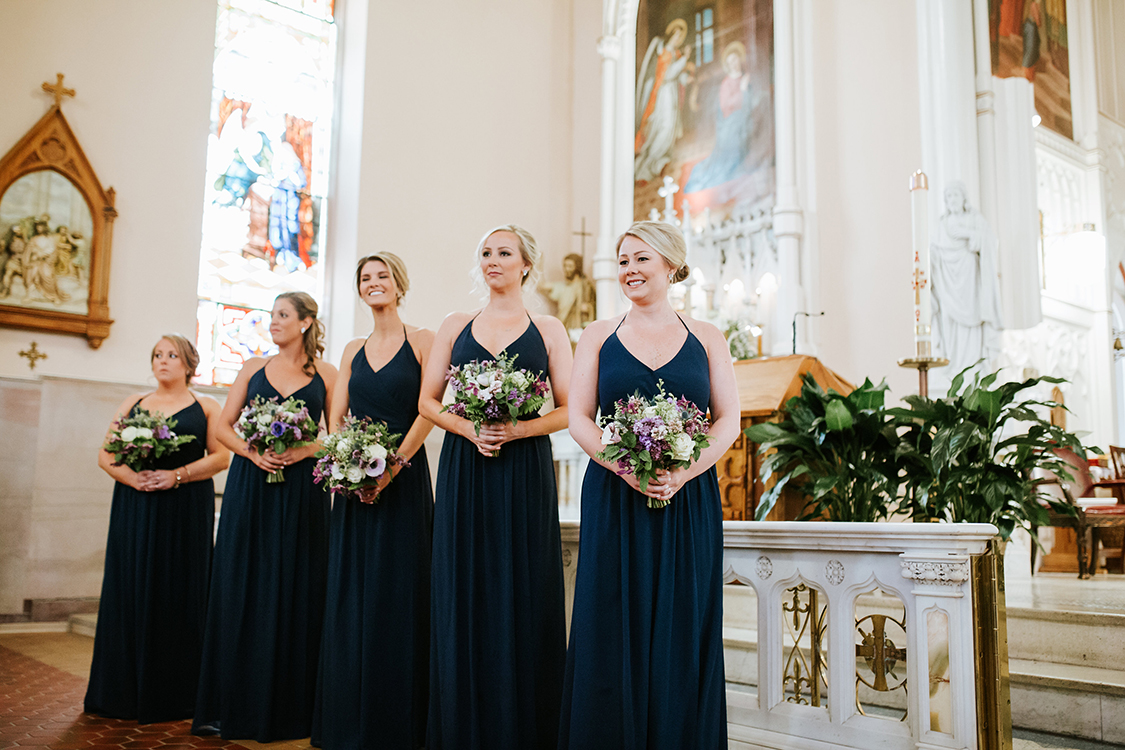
(0, 78, 115, 348)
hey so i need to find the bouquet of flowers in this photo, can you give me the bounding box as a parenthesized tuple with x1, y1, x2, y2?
(104, 408, 196, 472)
(313, 416, 407, 502)
(596, 381, 711, 508)
(443, 352, 551, 438)
(235, 395, 319, 483)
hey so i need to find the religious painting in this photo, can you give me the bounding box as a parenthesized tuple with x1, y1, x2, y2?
(196, 0, 337, 384)
(633, 0, 775, 223)
(0, 94, 115, 348)
(989, 0, 1071, 139)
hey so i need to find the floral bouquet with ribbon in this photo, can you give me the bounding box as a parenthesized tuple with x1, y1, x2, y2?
(313, 415, 408, 502)
(104, 408, 196, 472)
(596, 380, 711, 508)
(235, 395, 319, 483)
(442, 352, 550, 449)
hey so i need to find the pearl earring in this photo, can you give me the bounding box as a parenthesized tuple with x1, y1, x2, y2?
(667, 273, 674, 283)
(301, 327, 308, 334)
(523, 269, 529, 277)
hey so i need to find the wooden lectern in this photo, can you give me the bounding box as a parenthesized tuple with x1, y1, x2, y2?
(717, 355, 854, 521)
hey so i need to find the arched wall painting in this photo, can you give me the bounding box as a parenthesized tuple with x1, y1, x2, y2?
(633, 0, 775, 223)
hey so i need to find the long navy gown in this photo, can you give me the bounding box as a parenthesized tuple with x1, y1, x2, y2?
(428, 316, 566, 750)
(313, 334, 433, 750)
(85, 398, 213, 723)
(193, 367, 329, 742)
(559, 317, 727, 749)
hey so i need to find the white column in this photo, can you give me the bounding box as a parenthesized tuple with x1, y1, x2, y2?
(973, 0, 999, 228)
(770, 0, 807, 355)
(916, 0, 981, 211)
(594, 34, 621, 320)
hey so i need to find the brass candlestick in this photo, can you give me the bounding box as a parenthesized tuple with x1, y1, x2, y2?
(898, 337, 947, 398)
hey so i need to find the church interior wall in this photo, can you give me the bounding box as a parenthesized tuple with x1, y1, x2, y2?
(0, 0, 216, 385)
(803, 0, 923, 400)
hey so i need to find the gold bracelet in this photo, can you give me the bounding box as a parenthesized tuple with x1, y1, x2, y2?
(174, 469, 182, 489)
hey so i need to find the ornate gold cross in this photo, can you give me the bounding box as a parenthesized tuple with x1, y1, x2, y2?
(18, 342, 48, 371)
(855, 614, 907, 692)
(911, 266, 927, 304)
(42, 73, 76, 108)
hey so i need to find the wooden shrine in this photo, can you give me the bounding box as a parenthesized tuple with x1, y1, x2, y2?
(717, 355, 854, 522)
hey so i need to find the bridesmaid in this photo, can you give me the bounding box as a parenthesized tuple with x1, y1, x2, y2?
(85, 334, 229, 723)
(558, 221, 741, 749)
(313, 253, 435, 750)
(419, 225, 573, 749)
(193, 291, 337, 742)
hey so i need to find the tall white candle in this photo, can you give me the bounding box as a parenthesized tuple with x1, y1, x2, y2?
(910, 170, 931, 357)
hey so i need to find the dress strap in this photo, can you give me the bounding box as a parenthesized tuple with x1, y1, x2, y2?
(675, 313, 690, 332)
(613, 315, 627, 333)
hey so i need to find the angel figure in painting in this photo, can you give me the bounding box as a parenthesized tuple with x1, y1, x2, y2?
(635, 18, 694, 183)
(684, 42, 752, 193)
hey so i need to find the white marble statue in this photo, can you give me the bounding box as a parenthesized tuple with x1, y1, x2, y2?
(931, 181, 1004, 379)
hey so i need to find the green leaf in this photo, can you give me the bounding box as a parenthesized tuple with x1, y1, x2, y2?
(825, 400, 853, 431)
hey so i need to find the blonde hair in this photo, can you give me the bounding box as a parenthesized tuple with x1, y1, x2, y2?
(151, 333, 200, 385)
(475, 224, 541, 287)
(616, 220, 689, 282)
(275, 292, 325, 377)
(355, 253, 410, 306)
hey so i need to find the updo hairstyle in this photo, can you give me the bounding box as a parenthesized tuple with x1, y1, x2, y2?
(151, 333, 200, 385)
(475, 224, 541, 287)
(275, 291, 325, 377)
(355, 252, 410, 306)
(616, 220, 690, 283)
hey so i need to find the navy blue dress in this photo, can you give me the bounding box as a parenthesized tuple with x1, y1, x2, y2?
(559, 318, 727, 749)
(428, 317, 566, 750)
(85, 399, 213, 723)
(193, 367, 329, 742)
(313, 335, 433, 750)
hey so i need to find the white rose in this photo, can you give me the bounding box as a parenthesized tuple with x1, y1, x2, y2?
(600, 423, 621, 446)
(476, 373, 492, 387)
(363, 443, 388, 462)
(671, 433, 695, 462)
(642, 406, 659, 418)
(256, 414, 272, 428)
(510, 371, 528, 390)
(120, 425, 140, 442)
(346, 465, 365, 483)
(330, 463, 345, 480)
(135, 427, 153, 440)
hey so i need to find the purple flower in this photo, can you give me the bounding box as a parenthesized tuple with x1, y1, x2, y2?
(365, 457, 386, 477)
(155, 425, 172, 440)
(270, 421, 286, 437)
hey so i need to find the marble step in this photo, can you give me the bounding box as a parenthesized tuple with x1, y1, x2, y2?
(68, 613, 97, 638)
(1006, 607, 1125, 668)
(1009, 660, 1125, 745)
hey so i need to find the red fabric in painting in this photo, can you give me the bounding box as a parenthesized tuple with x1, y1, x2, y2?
(285, 115, 315, 268)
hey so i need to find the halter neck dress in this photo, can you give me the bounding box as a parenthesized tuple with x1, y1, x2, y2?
(427, 316, 566, 750)
(313, 333, 433, 750)
(85, 397, 213, 723)
(193, 365, 329, 742)
(559, 316, 727, 749)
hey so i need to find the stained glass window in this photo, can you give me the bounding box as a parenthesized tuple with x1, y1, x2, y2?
(195, 0, 337, 385)
(695, 7, 714, 65)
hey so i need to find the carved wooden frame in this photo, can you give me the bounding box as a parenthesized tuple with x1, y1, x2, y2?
(0, 105, 115, 348)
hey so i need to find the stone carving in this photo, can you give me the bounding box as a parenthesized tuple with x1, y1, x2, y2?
(931, 181, 1004, 378)
(900, 559, 970, 586)
(756, 555, 773, 580)
(825, 559, 845, 585)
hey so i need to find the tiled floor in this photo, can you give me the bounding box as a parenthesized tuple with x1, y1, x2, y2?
(2, 626, 1121, 750)
(0, 633, 310, 750)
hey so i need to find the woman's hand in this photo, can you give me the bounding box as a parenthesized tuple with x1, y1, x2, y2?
(357, 470, 394, 504)
(249, 447, 285, 473)
(476, 421, 525, 453)
(626, 467, 689, 503)
(136, 469, 177, 492)
(265, 443, 318, 468)
(123, 469, 148, 492)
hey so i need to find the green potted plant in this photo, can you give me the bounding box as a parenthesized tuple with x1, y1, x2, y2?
(889, 368, 1084, 539)
(744, 375, 900, 522)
